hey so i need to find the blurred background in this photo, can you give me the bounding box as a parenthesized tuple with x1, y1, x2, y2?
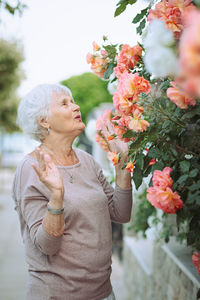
(0, 1, 145, 299)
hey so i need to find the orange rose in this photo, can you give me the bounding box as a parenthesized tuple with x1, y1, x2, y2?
(125, 162, 135, 173)
(167, 81, 196, 109)
(114, 44, 142, 79)
(108, 151, 120, 166)
(147, 186, 183, 214)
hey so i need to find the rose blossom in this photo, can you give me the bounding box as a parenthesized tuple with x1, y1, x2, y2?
(92, 41, 100, 52)
(117, 72, 151, 100)
(125, 162, 135, 173)
(179, 8, 200, 98)
(152, 167, 173, 188)
(96, 134, 110, 152)
(147, 186, 183, 214)
(108, 151, 120, 165)
(86, 52, 109, 79)
(148, 159, 156, 166)
(147, 0, 193, 38)
(147, 167, 183, 214)
(192, 252, 200, 275)
(96, 110, 113, 152)
(126, 115, 150, 133)
(167, 81, 196, 109)
(113, 92, 134, 115)
(114, 44, 142, 79)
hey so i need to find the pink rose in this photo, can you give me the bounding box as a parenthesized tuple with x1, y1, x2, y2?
(152, 167, 173, 188)
(192, 252, 200, 275)
(147, 186, 183, 214)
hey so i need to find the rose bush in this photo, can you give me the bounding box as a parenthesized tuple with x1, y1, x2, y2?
(87, 0, 200, 276)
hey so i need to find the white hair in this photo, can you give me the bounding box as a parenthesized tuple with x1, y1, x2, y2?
(17, 83, 72, 141)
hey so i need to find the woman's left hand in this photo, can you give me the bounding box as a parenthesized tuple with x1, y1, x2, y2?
(101, 121, 129, 167)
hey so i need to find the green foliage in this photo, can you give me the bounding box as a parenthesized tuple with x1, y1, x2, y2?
(104, 63, 114, 80)
(128, 188, 156, 237)
(0, 0, 27, 16)
(114, 0, 137, 17)
(95, 0, 200, 253)
(132, 5, 150, 35)
(130, 94, 200, 250)
(0, 39, 25, 132)
(132, 7, 149, 24)
(61, 72, 112, 124)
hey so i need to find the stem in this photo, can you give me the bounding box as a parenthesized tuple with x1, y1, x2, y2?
(155, 138, 200, 158)
(148, 103, 185, 128)
(157, 103, 185, 128)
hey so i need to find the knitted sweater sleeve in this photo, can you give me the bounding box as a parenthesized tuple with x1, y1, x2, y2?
(16, 159, 63, 256)
(93, 159, 133, 223)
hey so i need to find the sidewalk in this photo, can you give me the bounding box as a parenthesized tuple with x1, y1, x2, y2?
(0, 169, 26, 300)
(0, 169, 126, 300)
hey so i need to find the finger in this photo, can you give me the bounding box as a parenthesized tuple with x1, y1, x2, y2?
(101, 122, 109, 138)
(43, 153, 55, 170)
(106, 120, 115, 135)
(38, 151, 47, 172)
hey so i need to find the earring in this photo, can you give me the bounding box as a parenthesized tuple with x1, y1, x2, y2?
(47, 128, 50, 135)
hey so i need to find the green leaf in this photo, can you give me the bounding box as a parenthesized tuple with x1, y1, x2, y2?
(5, 4, 15, 15)
(193, 0, 200, 8)
(177, 174, 189, 185)
(123, 130, 135, 138)
(132, 7, 149, 24)
(179, 160, 190, 173)
(189, 169, 199, 178)
(114, 2, 127, 17)
(104, 64, 114, 80)
(171, 148, 178, 157)
(159, 97, 167, 109)
(162, 120, 171, 129)
(188, 180, 200, 192)
(133, 167, 143, 189)
(128, 0, 138, 4)
(136, 153, 144, 170)
(160, 80, 171, 91)
(148, 147, 161, 158)
(188, 191, 200, 204)
(187, 231, 196, 246)
(151, 161, 164, 172)
(136, 19, 146, 35)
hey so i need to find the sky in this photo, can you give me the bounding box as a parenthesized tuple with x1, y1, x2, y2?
(0, 0, 146, 97)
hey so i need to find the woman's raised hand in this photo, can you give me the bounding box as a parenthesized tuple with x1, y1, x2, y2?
(32, 148, 64, 196)
(101, 121, 129, 166)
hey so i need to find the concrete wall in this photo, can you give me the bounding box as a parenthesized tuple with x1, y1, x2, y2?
(123, 236, 200, 300)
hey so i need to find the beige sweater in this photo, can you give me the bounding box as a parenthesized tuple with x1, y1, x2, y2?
(12, 148, 132, 300)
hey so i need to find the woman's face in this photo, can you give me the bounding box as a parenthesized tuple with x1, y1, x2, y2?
(46, 91, 85, 136)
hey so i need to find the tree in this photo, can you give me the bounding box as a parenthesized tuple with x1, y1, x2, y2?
(61, 72, 113, 124)
(0, 39, 25, 132)
(0, 0, 26, 16)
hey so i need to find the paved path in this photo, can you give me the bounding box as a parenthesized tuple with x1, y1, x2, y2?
(0, 169, 126, 300)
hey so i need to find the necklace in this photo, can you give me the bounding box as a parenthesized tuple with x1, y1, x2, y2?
(41, 144, 78, 184)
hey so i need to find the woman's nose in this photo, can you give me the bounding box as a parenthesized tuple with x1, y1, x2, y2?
(72, 103, 80, 111)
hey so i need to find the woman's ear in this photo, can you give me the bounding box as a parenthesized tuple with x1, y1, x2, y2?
(39, 117, 49, 130)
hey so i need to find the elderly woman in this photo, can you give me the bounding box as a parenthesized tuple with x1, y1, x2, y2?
(12, 84, 132, 300)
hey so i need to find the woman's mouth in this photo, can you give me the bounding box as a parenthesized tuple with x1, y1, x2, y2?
(74, 115, 81, 120)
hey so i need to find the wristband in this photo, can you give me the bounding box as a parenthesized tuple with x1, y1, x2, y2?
(47, 204, 64, 215)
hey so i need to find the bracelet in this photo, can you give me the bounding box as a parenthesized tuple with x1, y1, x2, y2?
(47, 204, 64, 215)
